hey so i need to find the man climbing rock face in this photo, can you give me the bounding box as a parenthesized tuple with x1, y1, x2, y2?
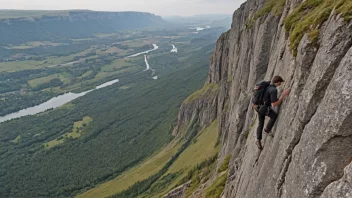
(255, 76, 290, 150)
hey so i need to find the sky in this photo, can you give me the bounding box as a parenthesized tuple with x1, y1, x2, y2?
(0, 0, 247, 16)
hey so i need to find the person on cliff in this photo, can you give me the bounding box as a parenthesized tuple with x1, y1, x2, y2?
(254, 76, 290, 150)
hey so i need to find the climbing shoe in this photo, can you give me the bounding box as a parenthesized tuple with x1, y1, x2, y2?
(256, 140, 263, 150)
(265, 128, 274, 138)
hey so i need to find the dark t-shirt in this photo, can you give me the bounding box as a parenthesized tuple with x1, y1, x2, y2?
(263, 84, 278, 106)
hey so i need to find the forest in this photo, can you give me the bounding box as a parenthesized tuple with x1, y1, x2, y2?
(0, 27, 219, 197)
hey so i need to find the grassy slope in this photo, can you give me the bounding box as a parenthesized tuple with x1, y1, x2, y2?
(77, 140, 181, 198)
(79, 119, 219, 198)
(141, 120, 220, 197)
(167, 120, 219, 174)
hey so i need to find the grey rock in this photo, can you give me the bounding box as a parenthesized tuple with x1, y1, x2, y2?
(321, 162, 352, 198)
(168, 0, 352, 198)
(163, 181, 191, 198)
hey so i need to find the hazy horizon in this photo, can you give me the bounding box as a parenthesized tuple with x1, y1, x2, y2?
(0, 0, 247, 16)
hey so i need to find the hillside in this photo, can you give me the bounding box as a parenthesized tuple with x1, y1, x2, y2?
(160, 0, 352, 197)
(67, 1, 352, 197)
(0, 10, 167, 45)
(0, 24, 224, 197)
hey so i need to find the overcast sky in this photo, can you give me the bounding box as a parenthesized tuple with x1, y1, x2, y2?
(0, 0, 247, 16)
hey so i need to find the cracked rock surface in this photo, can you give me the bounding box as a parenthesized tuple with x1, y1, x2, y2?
(169, 0, 352, 197)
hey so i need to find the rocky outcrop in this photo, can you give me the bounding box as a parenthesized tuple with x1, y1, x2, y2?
(170, 0, 352, 197)
(172, 84, 219, 136)
(321, 162, 352, 198)
(163, 181, 191, 198)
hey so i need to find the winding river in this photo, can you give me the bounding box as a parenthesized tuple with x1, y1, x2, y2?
(0, 43, 161, 123)
(127, 44, 159, 58)
(0, 79, 119, 123)
(144, 55, 150, 71)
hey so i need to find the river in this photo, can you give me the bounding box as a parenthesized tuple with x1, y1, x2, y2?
(127, 44, 159, 58)
(0, 79, 119, 123)
(171, 45, 178, 53)
(143, 55, 157, 80)
(144, 55, 150, 71)
(0, 43, 160, 123)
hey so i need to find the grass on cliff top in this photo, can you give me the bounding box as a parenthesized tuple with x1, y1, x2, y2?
(247, 0, 286, 28)
(284, 0, 352, 56)
(184, 83, 219, 104)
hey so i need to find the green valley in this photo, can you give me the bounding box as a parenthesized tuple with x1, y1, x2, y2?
(0, 12, 226, 197)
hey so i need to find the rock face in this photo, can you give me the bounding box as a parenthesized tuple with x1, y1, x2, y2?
(172, 86, 219, 136)
(164, 182, 191, 198)
(171, 0, 352, 197)
(321, 162, 352, 198)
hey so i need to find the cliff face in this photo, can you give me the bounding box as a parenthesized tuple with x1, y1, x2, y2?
(172, 0, 352, 197)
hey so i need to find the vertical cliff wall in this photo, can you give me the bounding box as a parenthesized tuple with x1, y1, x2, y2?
(172, 0, 352, 197)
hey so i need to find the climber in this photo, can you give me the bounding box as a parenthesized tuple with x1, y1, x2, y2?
(254, 76, 290, 150)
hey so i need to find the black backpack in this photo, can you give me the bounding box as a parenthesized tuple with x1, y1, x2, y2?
(252, 80, 270, 106)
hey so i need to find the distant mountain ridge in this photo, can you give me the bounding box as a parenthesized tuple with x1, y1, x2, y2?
(0, 10, 168, 45)
(0, 9, 91, 19)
